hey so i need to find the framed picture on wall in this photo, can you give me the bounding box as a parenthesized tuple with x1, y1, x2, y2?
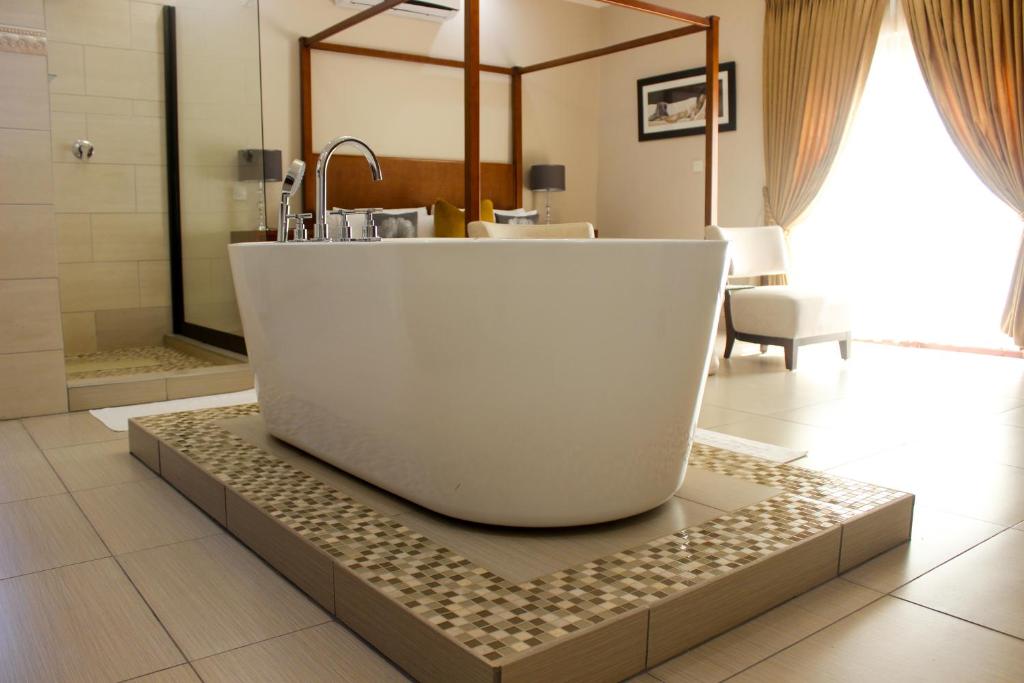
(637, 61, 737, 141)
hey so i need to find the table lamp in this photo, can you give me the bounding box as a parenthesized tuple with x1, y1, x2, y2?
(528, 164, 565, 224)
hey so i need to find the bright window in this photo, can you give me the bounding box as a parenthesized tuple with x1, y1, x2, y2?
(789, 3, 1023, 351)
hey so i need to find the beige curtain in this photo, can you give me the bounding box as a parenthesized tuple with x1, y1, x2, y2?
(763, 0, 888, 231)
(902, 0, 1024, 347)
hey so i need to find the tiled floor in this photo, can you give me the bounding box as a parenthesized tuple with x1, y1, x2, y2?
(0, 340, 1021, 681)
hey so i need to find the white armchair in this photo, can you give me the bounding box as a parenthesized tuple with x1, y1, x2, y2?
(707, 225, 851, 371)
(467, 221, 595, 239)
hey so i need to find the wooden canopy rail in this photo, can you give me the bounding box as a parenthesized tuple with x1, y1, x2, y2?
(299, 0, 719, 230)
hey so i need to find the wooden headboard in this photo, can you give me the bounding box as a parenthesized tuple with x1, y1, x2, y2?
(302, 154, 517, 211)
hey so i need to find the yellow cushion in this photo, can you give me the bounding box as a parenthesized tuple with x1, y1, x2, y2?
(433, 199, 495, 238)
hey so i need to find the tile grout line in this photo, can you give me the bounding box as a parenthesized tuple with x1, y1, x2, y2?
(185, 619, 334, 668)
(844, 523, 1010, 596)
(719, 585, 889, 681)
(20, 422, 196, 675)
(889, 594, 1024, 643)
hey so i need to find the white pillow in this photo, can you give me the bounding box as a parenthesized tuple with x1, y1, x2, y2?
(494, 208, 540, 225)
(330, 207, 431, 238)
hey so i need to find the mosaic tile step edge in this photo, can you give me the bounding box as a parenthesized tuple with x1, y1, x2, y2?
(129, 405, 913, 683)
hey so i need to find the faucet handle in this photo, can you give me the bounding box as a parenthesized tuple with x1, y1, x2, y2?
(361, 209, 381, 242)
(327, 209, 353, 241)
(286, 212, 312, 242)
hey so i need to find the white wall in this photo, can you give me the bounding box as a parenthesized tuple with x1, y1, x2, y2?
(596, 0, 765, 238)
(259, 0, 605, 225)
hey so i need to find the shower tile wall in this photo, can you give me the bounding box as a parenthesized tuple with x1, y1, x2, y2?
(0, 1, 68, 418)
(47, 0, 171, 354)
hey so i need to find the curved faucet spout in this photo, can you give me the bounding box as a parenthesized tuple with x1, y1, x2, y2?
(314, 136, 383, 241)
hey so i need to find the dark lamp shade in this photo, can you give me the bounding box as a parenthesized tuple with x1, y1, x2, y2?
(238, 149, 283, 182)
(528, 164, 566, 192)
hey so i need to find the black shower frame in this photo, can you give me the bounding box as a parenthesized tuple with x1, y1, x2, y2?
(164, 4, 249, 355)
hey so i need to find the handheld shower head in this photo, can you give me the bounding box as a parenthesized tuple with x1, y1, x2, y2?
(278, 159, 307, 242)
(282, 159, 306, 198)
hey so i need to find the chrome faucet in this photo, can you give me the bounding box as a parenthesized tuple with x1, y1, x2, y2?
(313, 136, 383, 242)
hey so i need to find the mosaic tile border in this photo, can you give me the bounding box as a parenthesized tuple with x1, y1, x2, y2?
(66, 345, 216, 380)
(131, 404, 913, 680)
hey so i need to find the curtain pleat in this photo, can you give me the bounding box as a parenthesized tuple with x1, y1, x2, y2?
(763, 0, 888, 230)
(902, 0, 1024, 346)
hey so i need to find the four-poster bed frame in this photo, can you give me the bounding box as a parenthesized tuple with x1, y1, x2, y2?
(298, 0, 720, 232)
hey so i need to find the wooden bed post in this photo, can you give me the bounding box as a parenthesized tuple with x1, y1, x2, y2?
(704, 16, 720, 228)
(511, 67, 523, 207)
(299, 38, 314, 212)
(464, 0, 482, 229)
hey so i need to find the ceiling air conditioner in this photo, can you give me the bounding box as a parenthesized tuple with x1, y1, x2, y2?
(333, 0, 460, 22)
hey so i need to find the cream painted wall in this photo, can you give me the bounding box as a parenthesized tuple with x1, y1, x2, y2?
(259, 0, 605, 225)
(596, 0, 766, 238)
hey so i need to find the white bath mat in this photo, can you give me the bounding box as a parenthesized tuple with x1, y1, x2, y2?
(90, 389, 257, 432)
(694, 428, 806, 463)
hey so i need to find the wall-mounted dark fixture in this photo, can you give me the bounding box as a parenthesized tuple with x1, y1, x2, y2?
(238, 148, 283, 182)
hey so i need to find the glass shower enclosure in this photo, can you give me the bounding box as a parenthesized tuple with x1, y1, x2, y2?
(165, 1, 266, 354)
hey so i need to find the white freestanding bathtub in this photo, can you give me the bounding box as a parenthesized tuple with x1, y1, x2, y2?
(230, 239, 728, 527)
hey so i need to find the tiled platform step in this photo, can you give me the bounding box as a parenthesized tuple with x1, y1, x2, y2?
(129, 405, 913, 683)
(66, 337, 252, 411)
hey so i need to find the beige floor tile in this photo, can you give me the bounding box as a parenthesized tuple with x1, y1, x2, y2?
(699, 377, 838, 416)
(651, 579, 880, 683)
(842, 505, 1005, 593)
(676, 467, 781, 512)
(131, 665, 202, 683)
(696, 404, 752, 429)
(0, 558, 184, 682)
(894, 529, 1024, 639)
(192, 621, 406, 682)
(831, 447, 1024, 526)
(397, 496, 722, 584)
(119, 534, 329, 660)
(0, 494, 108, 579)
(43, 438, 155, 491)
(712, 413, 899, 471)
(21, 411, 123, 450)
(0, 421, 65, 503)
(907, 422, 1024, 469)
(731, 597, 1024, 682)
(74, 478, 221, 555)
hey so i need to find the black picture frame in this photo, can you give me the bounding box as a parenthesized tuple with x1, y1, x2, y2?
(637, 61, 737, 142)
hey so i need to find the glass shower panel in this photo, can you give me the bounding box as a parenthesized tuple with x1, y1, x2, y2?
(173, 0, 264, 349)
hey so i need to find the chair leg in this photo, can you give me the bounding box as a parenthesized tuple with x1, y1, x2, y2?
(839, 334, 851, 360)
(784, 340, 798, 370)
(724, 329, 735, 358)
(759, 344, 768, 354)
